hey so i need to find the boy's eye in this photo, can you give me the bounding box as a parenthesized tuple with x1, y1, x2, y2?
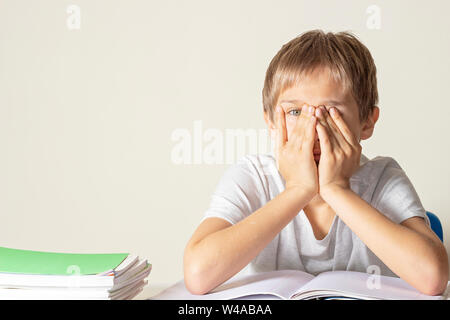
(288, 109, 301, 116)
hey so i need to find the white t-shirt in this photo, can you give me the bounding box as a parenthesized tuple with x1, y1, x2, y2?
(201, 153, 430, 278)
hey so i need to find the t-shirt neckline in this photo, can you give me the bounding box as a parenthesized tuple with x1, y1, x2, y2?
(300, 210, 338, 244)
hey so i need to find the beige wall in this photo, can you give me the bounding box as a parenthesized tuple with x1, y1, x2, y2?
(0, 0, 449, 288)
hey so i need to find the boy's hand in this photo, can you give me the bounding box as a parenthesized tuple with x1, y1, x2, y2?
(275, 104, 318, 198)
(314, 106, 362, 195)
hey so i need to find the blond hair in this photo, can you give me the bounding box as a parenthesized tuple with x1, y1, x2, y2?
(262, 30, 378, 123)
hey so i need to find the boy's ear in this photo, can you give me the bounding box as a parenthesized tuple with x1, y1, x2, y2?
(264, 110, 276, 130)
(360, 106, 380, 141)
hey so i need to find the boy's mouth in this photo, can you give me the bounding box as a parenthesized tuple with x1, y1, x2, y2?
(313, 145, 321, 162)
(313, 149, 321, 163)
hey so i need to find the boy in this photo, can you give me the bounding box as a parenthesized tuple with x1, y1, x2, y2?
(183, 30, 448, 295)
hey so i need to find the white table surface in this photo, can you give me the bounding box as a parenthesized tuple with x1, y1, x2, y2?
(134, 285, 169, 300)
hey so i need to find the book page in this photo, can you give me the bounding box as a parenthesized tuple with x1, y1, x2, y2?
(293, 271, 443, 300)
(152, 269, 315, 300)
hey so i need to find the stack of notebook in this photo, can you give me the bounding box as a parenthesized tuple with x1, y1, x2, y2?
(0, 246, 151, 300)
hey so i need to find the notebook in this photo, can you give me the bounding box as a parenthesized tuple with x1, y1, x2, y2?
(152, 269, 448, 300)
(0, 246, 151, 299)
(0, 246, 129, 275)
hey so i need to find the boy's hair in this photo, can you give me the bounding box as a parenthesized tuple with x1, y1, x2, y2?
(262, 29, 378, 124)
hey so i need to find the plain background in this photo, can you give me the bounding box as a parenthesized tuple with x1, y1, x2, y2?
(1, 0, 449, 296)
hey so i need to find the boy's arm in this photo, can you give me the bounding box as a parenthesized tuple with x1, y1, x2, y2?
(184, 105, 319, 295)
(314, 106, 448, 295)
(321, 185, 448, 295)
(183, 186, 313, 295)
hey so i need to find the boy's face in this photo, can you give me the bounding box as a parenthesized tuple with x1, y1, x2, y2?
(265, 66, 378, 158)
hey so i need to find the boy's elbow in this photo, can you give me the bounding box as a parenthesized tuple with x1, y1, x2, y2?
(183, 261, 212, 295)
(419, 274, 448, 296)
(418, 258, 449, 296)
(184, 274, 209, 295)
(183, 247, 212, 295)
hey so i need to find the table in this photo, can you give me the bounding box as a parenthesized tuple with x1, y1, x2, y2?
(134, 285, 169, 300)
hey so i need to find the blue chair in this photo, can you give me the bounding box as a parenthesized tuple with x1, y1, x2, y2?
(426, 211, 443, 242)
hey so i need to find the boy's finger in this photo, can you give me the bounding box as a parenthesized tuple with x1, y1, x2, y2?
(317, 106, 345, 149)
(315, 107, 337, 150)
(300, 114, 317, 153)
(329, 107, 359, 147)
(275, 105, 287, 149)
(315, 121, 333, 156)
(290, 104, 312, 149)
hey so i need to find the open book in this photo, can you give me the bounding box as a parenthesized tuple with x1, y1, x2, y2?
(152, 269, 448, 300)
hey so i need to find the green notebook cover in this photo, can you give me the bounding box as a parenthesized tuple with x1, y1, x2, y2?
(0, 246, 129, 275)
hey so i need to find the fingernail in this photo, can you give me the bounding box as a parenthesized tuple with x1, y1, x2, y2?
(330, 107, 337, 116)
(315, 108, 321, 117)
(309, 106, 314, 114)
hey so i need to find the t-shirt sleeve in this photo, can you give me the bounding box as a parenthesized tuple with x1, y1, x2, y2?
(200, 157, 267, 225)
(371, 158, 430, 226)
